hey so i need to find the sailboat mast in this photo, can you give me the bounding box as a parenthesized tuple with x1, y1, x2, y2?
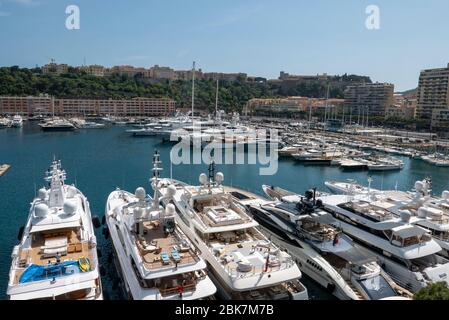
(215, 79, 219, 117)
(191, 61, 196, 118)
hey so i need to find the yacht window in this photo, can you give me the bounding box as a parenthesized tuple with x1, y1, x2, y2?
(409, 255, 438, 271)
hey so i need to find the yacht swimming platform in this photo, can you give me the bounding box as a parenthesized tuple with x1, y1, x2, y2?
(0, 164, 11, 176)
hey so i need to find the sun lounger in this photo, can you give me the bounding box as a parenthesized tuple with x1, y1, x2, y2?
(160, 252, 170, 265)
(171, 249, 181, 262)
(42, 247, 67, 258)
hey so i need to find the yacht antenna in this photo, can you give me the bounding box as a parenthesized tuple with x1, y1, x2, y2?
(151, 150, 163, 208)
(208, 160, 216, 185)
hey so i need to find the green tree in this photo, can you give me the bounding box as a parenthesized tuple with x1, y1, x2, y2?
(414, 282, 449, 300)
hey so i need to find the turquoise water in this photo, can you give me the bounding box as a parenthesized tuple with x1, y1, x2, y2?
(1, 123, 449, 299)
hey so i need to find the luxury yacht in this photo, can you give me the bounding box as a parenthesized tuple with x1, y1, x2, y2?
(104, 151, 216, 300)
(262, 184, 328, 201)
(368, 179, 449, 259)
(245, 189, 411, 300)
(126, 128, 157, 136)
(7, 160, 103, 300)
(39, 118, 76, 131)
(11, 115, 23, 128)
(0, 117, 12, 128)
(157, 163, 309, 300)
(325, 178, 380, 196)
(317, 192, 449, 293)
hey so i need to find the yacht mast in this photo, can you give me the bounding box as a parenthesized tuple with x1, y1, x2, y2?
(191, 61, 196, 119)
(215, 79, 219, 118)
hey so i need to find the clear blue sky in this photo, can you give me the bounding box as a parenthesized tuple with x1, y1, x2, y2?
(0, 0, 448, 91)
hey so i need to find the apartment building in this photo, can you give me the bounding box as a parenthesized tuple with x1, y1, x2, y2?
(0, 96, 54, 115)
(416, 63, 449, 119)
(79, 65, 105, 77)
(344, 82, 394, 117)
(0, 96, 175, 117)
(42, 63, 69, 75)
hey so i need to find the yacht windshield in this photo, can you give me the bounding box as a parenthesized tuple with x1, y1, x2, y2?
(358, 275, 396, 300)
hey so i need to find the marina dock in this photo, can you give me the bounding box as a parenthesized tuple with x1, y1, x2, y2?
(0, 164, 10, 176)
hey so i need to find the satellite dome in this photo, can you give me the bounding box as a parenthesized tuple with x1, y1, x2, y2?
(199, 173, 208, 185)
(400, 210, 411, 223)
(165, 203, 175, 216)
(417, 207, 428, 218)
(442, 190, 449, 201)
(38, 188, 47, 201)
(135, 187, 146, 201)
(35, 203, 49, 218)
(166, 185, 177, 198)
(66, 186, 77, 198)
(415, 181, 424, 192)
(215, 172, 224, 184)
(63, 200, 77, 215)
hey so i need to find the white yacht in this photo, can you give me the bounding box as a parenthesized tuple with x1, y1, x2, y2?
(39, 118, 76, 131)
(11, 115, 23, 128)
(0, 117, 12, 128)
(325, 178, 380, 196)
(104, 151, 216, 300)
(157, 163, 309, 300)
(317, 192, 449, 293)
(245, 190, 411, 300)
(7, 160, 103, 300)
(371, 179, 449, 259)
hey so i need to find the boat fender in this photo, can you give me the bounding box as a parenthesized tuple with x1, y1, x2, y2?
(17, 226, 25, 241)
(101, 215, 106, 225)
(102, 226, 110, 239)
(327, 283, 336, 293)
(92, 215, 101, 229)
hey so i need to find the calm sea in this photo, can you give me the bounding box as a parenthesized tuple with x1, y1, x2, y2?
(1, 122, 448, 299)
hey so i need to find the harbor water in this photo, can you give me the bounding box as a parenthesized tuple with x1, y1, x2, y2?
(1, 123, 449, 299)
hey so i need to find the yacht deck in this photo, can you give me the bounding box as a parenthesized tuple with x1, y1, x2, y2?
(135, 221, 198, 270)
(13, 228, 94, 285)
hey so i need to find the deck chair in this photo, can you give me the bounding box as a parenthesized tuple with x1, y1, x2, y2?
(171, 249, 181, 262)
(160, 252, 170, 265)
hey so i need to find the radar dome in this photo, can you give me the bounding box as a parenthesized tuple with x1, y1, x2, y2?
(66, 186, 77, 198)
(215, 172, 224, 184)
(400, 210, 411, 223)
(135, 187, 146, 201)
(166, 185, 177, 198)
(35, 203, 49, 218)
(38, 188, 47, 201)
(165, 203, 175, 216)
(417, 207, 428, 218)
(442, 191, 449, 201)
(415, 181, 424, 192)
(63, 200, 77, 215)
(199, 173, 208, 185)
